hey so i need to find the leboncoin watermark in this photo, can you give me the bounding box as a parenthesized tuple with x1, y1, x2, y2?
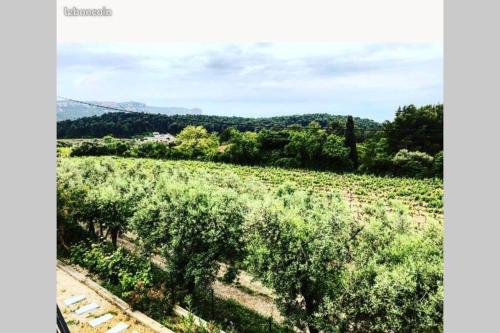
(64, 6, 112, 17)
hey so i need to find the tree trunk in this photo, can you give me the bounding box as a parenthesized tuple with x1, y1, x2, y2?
(88, 220, 96, 238)
(302, 290, 320, 333)
(186, 280, 196, 295)
(308, 327, 320, 333)
(111, 227, 119, 248)
(57, 225, 70, 251)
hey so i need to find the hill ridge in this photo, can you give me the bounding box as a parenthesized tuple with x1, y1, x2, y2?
(57, 112, 382, 138)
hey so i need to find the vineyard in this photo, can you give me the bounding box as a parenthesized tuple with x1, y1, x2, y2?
(57, 156, 443, 333)
(154, 159, 444, 219)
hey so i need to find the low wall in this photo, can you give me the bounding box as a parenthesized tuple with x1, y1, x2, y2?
(57, 260, 175, 333)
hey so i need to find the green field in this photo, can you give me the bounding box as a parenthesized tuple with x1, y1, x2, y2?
(165, 159, 444, 218)
(61, 156, 442, 219)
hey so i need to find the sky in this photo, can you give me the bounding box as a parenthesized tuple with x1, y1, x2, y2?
(57, 42, 442, 122)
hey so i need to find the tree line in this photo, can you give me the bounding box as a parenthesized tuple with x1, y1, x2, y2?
(63, 104, 443, 178)
(57, 112, 381, 139)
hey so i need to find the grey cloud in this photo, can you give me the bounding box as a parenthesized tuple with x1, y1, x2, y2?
(57, 42, 442, 120)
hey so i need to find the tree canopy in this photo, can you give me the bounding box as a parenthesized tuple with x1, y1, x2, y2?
(57, 112, 381, 138)
(62, 104, 444, 178)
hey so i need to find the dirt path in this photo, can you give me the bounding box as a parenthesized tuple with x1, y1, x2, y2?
(117, 238, 284, 323)
(57, 267, 157, 333)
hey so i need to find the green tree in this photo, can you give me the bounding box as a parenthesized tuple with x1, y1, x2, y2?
(57, 161, 86, 248)
(94, 178, 138, 247)
(132, 177, 245, 294)
(319, 204, 443, 333)
(358, 135, 393, 175)
(392, 149, 434, 178)
(57, 112, 381, 139)
(326, 120, 345, 136)
(175, 126, 219, 159)
(433, 151, 444, 178)
(247, 188, 442, 333)
(246, 187, 358, 333)
(219, 127, 238, 143)
(321, 134, 351, 170)
(345, 116, 359, 168)
(257, 129, 291, 151)
(224, 130, 261, 164)
(284, 122, 326, 165)
(385, 104, 443, 155)
(134, 141, 169, 159)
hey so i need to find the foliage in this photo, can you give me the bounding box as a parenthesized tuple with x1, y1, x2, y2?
(246, 187, 358, 333)
(345, 115, 359, 168)
(57, 147, 72, 158)
(257, 129, 291, 151)
(175, 126, 219, 160)
(60, 104, 444, 178)
(384, 104, 443, 155)
(318, 205, 443, 333)
(59, 156, 443, 219)
(131, 174, 246, 294)
(221, 130, 261, 164)
(71, 136, 131, 157)
(322, 134, 351, 170)
(57, 112, 381, 138)
(358, 136, 393, 175)
(58, 156, 443, 332)
(57, 157, 147, 245)
(392, 149, 435, 178)
(433, 151, 444, 178)
(284, 122, 325, 166)
(69, 242, 154, 298)
(132, 141, 171, 159)
(246, 188, 442, 333)
(219, 127, 239, 144)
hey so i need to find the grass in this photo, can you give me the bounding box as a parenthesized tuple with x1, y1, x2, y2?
(190, 293, 291, 333)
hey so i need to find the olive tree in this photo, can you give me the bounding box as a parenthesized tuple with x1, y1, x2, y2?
(132, 176, 246, 294)
(247, 187, 443, 333)
(93, 178, 136, 247)
(246, 186, 359, 333)
(318, 204, 443, 333)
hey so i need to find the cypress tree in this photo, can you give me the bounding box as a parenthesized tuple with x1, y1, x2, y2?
(345, 116, 358, 168)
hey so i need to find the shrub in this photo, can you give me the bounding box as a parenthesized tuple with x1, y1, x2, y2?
(134, 141, 170, 159)
(433, 151, 443, 178)
(392, 149, 434, 178)
(272, 157, 300, 168)
(69, 242, 154, 298)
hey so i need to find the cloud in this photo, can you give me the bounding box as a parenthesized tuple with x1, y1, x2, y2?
(58, 44, 149, 71)
(57, 42, 442, 121)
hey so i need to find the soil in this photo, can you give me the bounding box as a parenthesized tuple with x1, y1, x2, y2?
(118, 237, 283, 323)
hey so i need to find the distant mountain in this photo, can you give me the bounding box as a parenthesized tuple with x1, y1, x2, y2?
(56, 100, 202, 121)
(57, 112, 382, 139)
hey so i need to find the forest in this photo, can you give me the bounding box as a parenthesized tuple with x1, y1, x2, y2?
(60, 104, 443, 178)
(57, 112, 381, 138)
